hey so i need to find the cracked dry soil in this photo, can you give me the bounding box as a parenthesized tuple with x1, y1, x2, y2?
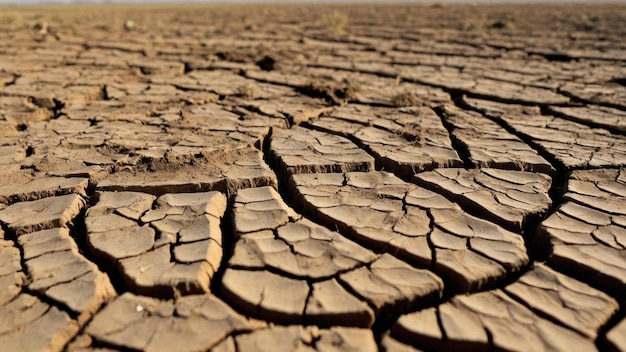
(0, 2, 625, 351)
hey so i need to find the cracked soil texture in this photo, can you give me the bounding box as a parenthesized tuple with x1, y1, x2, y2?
(0, 2, 625, 351)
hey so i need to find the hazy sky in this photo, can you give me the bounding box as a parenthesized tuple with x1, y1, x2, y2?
(2, 0, 625, 3)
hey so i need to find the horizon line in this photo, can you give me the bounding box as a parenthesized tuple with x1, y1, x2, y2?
(3, 0, 626, 4)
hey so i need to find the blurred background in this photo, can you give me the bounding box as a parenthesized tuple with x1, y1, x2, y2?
(1, 0, 623, 4)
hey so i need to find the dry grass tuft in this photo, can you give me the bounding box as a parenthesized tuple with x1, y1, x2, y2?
(0, 10, 26, 32)
(234, 84, 255, 98)
(392, 91, 422, 107)
(303, 78, 360, 105)
(321, 11, 349, 34)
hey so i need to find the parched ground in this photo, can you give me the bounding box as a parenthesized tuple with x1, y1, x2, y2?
(0, 2, 626, 351)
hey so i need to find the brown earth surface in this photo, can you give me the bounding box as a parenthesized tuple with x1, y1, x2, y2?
(0, 2, 625, 351)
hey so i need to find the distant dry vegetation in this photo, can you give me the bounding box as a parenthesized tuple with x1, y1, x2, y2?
(303, 78, 360, 105)
(0, 9, 25, 32)
(0, 4, 625, 37)
(320, 10, 349, 34)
